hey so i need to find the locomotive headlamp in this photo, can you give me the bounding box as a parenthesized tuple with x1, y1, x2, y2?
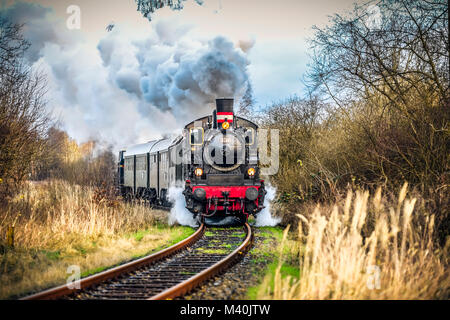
(221, 121, 230, 130)
(194, 168, 203, 176)
(247, 167, 256, 176)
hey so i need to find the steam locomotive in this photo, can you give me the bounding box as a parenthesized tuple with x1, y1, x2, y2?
(117, 98, 266, 226)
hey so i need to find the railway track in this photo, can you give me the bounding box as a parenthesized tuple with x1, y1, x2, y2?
(22, 223, 252, 300)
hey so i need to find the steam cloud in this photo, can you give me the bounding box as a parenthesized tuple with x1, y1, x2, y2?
(1, 2, 252, 149)
(168, 186, 199, 227)
(168, 183, 281, 227)
(254, 184, 281, 227)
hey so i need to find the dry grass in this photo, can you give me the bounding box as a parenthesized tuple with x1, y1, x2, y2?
(259, 183, 449, 299)
(0, 180, 162, 249)
(0, 180, 193, 299)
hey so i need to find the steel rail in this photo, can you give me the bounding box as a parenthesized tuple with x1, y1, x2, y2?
(22, 223, 205, 300)
(149, 222, 253, 300)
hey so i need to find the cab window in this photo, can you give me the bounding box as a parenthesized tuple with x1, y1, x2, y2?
(189, 127, 204, 145)
(245, 127, 254, 145)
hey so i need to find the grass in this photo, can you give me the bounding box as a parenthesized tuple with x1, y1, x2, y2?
(0, 180, 195, 299)
(246, 226, 299, 299)
(255, 184, 450, 299)
(196, 248, 228, 254)
(3, 180, 446, 300)
(0, 224, 193, 299)
(247, 263, 300, 300)
(245, 227, 285, 299)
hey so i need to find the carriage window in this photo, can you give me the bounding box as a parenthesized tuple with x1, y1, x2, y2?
(245, 127, 255, 145)
(125, 158, 132, 170)
(170, 149, 176, 166)
(189, 127, 204, 145)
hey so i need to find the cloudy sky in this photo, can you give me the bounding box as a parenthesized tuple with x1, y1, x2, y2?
(0, 0, 365, 149)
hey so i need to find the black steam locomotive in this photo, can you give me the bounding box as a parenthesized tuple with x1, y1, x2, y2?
(117, 98, 266, 225)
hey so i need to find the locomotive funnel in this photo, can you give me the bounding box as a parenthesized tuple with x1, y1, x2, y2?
(215, 98, 234, 129)
(216, 98, 234, 113)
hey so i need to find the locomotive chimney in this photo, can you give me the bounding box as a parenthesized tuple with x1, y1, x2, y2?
(215, 98, 234, 129)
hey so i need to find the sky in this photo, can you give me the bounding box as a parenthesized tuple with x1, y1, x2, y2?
(0, 0, 365, 149)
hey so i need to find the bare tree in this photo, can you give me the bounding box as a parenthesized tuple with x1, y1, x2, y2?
(306, 0, 449, 189)
(236, 81, 255, 116)
(0, 20, 51, 201)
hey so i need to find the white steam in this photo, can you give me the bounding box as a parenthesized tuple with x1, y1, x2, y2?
(167, 184, 281, 227)
(255, 184, 281, 227)
(1, 2, 252, 149)
(168, 186, 199, 227)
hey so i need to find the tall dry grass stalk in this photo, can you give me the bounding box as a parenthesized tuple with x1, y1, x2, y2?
(262, 183, 449, 299)
(0, 180, 159, 249)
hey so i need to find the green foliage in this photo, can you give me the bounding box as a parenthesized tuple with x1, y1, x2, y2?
(44, 250, 61, 261)
(135, 0, 204, 20)
(246, 227, 298, 299)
